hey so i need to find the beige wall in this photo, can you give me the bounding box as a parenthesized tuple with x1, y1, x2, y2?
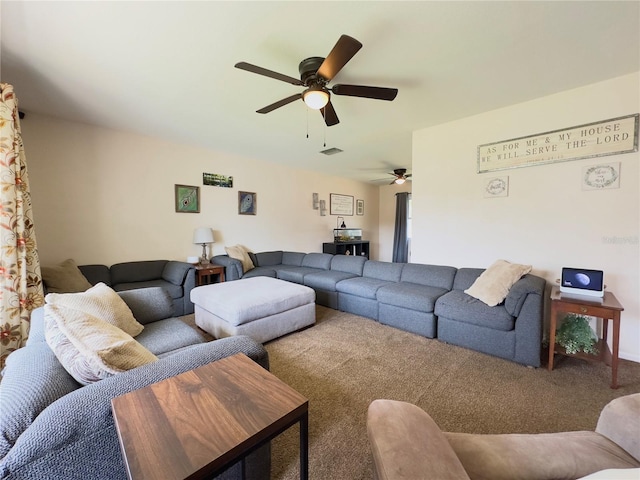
(21, 115, 380, 266)
(411, 72, 640, 361)
(20, 73, 639, 362)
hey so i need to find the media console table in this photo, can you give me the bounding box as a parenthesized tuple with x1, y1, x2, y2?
(112, 353, 309, 479)
(548, 286, 624, 389)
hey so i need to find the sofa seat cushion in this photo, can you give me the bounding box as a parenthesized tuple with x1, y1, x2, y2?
(304, 270, 359, 292)
(135, 318, 205, 356)
(377, 283, 449, 312)
(435, 290, 515, 331)
(277, 267, 323, 284)
(114, 280, 182, 300)
(336, 277, 394, 300)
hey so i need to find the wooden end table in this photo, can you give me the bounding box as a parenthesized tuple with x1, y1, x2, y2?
(195, 264, 225, 286)
(548, 286, 624, 389)
(111, 353, 309, 480)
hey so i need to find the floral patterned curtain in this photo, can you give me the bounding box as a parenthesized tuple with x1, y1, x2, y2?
(0, 83, 44, 369)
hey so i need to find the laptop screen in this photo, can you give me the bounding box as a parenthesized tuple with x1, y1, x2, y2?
(561, 267, 604, 292)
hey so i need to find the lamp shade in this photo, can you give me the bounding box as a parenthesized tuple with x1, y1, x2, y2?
(193, 227, 214, 244)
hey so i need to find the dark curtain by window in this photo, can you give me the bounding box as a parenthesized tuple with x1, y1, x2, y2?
(392, 192, 410, 263)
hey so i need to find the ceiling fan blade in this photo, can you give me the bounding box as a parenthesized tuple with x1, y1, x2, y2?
(332, 84, 398, 101)
(235, 62, 304, 86)
(320, 100, 339, 126)
(317, 35, 362, 82)
(256, 93, 302, 114)
(406, 174, 412, 178)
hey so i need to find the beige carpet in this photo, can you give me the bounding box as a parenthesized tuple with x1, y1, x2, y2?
(183, 305, 640, 479)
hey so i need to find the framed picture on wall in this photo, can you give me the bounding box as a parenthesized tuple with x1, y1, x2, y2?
(175, 184, 200, 213)
(238, 191, 257, 215)
(356, 199, 364, 215)
(330, 193, 354, 215)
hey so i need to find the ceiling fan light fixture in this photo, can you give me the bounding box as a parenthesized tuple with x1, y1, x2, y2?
(303, 86, 329, 110)
(394, 177, 406, 185)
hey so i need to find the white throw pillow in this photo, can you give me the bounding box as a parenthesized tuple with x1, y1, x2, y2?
(464, 259, 532, 307)
(225, 244, 255, 273)
(45, 282, 143, 337)
(45, 304, 157, 385)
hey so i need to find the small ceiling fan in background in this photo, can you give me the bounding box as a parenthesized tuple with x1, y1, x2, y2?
(388, 168, 412, 184)
(235, 34, 398, 126)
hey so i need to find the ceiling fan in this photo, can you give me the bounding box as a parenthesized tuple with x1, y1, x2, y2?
(235, 34, 398, 126)
(389, 168, 412, 185)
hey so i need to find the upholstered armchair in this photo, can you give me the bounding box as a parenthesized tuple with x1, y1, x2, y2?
(367, 394, 640, 480)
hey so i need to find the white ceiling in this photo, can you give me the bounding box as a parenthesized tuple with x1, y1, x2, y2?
(2, 1, 638, 184)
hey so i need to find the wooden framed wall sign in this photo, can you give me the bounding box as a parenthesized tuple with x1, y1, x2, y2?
(477, 114, 638, 173)
(330, 193, 354, 215)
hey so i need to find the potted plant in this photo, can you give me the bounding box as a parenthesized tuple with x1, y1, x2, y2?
(555, 314, 599, 355)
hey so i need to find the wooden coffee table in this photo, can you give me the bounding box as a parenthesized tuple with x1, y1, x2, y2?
(111, 353, 309, 480)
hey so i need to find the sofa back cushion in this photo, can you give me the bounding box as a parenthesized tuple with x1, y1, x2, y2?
(78, 264, 111, 287)
(117, 287, 174, 325)
(254, 251, 283, 266)
(400, 264, 457, 290)
(0, 342, 80, 458)
(111, 260, 167, 285)
(363, 261, 403, 282)
(452, 268, 484, 291)
(331, 255, 367, 275)
(302, 253, 333, 270)
(596, 393, 640, 463)
(161, 261, 191, 286)
(283, 251, 306, 266)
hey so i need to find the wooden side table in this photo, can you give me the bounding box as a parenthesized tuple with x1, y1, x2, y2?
(112, 353, 309, 480)
(548, 286, 624, 389)
(195, 264, 225, 286)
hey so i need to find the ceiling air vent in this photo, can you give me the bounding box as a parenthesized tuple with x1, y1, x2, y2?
(320, 147, 343, 155)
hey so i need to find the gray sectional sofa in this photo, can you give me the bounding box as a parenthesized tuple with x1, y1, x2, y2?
(76, 260, 196, 316)
(0, 287, 270, 480)
(212, 251, 546, 367)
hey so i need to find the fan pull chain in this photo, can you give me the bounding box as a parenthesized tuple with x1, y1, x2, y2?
(323, 108, 327, 147)
(306, 107, 309, 139)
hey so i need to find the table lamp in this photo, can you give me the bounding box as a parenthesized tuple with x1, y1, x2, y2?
(193, 227, 215, 265)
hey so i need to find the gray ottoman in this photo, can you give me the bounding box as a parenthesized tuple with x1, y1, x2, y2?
(190, 276, 316, 343)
